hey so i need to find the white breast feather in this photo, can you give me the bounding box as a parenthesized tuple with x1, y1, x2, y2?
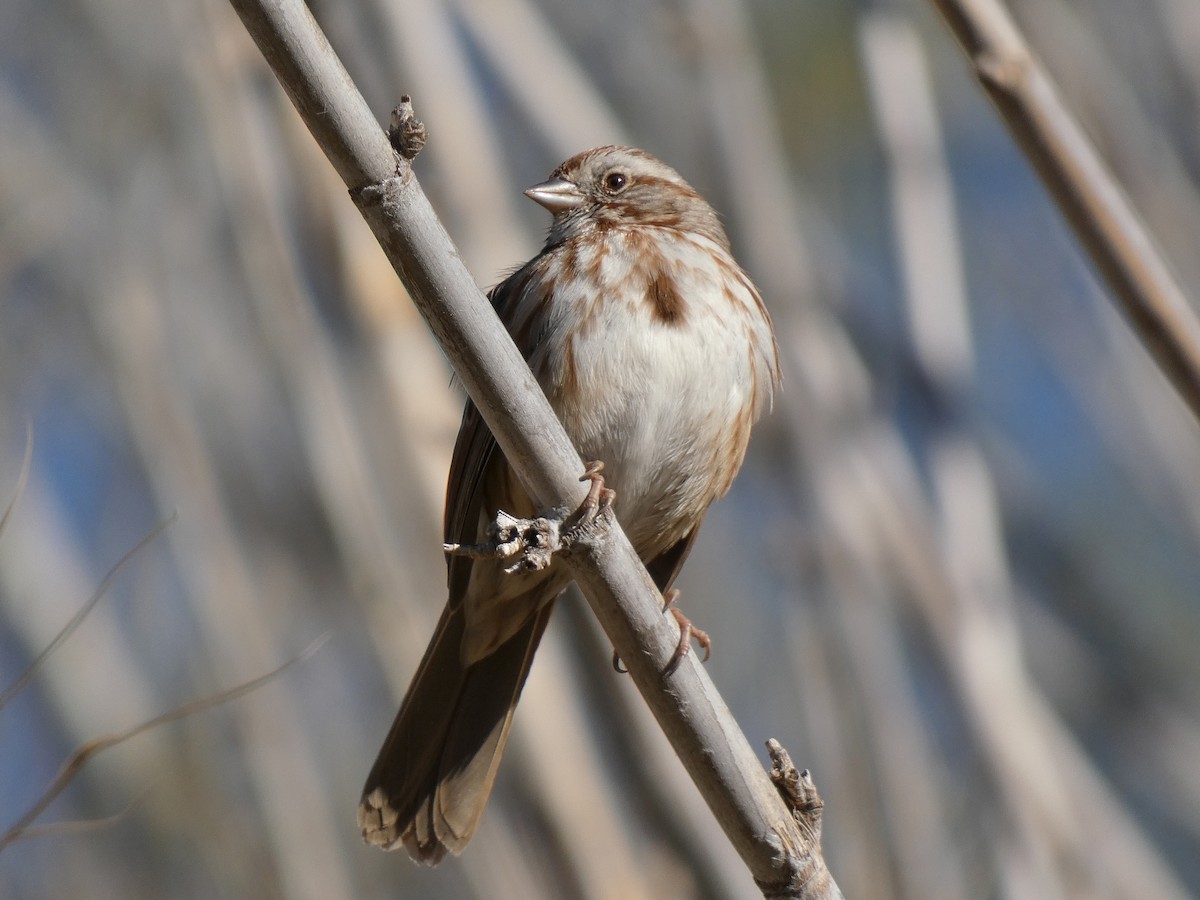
(526, 228, 776, 558)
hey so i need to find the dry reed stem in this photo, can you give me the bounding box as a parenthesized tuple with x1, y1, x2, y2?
(930, 0, 1200, 423)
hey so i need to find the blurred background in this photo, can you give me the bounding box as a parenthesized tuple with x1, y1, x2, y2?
(3, 0, 1200, 897)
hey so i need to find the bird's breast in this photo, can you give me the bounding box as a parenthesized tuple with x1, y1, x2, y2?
(524, 229, 776, 559)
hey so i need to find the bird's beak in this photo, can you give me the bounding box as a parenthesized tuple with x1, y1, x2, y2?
(524, 177, 584, 214)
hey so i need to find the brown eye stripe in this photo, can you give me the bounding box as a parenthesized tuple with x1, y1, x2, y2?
(626, 175, 702, 201)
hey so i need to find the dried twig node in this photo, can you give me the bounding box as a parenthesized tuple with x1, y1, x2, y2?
(388, 95, 427, 161)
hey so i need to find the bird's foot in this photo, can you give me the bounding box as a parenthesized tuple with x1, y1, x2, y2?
(663, 589, 711, 674)
(562, 460, 616, 542)
(612, 587, 712, 675)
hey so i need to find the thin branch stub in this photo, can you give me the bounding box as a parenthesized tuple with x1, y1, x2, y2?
(445, 509, 564, 573)
(766, 738, 825, 844)
(388, 95, 427, 161)
(445, 460, 615, 573)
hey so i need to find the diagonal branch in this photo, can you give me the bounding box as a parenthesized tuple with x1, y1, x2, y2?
(929, 0, 1200, 423)
(226, 0, 841, 896)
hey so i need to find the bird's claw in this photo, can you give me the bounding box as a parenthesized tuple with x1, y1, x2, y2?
(612, 587, 712, 676)
(663, 588, 711, 675)
(566, 460, 615, 534)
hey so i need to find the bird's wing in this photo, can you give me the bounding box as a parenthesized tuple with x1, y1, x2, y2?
(444, 258, 547, 606)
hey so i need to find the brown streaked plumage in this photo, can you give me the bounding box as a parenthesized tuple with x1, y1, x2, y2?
(648, 271, 687, 324)
(358, 146, 780, 863)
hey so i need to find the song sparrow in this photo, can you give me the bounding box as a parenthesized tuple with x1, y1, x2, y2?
(359, 146, 781, 862)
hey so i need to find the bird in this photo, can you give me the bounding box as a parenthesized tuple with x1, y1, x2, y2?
(358, 146, 781, 863)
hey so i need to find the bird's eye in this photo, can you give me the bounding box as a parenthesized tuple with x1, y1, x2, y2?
(603, 172, 628, 193)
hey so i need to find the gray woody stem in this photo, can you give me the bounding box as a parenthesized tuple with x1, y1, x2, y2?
(930, 0, 1200, 423)
(226, 0, 841, 896)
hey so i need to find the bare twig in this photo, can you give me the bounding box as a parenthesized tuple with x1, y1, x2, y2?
(225, 0, 840, 894)
(0, 420, 32, 543)
(0, 636, 327, 852)
(928, 0, 1200, 423)
(0, 516, 174, 713)
(6, 794, 145, 843)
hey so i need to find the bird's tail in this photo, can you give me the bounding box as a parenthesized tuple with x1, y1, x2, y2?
(358, 598, 554, 863)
